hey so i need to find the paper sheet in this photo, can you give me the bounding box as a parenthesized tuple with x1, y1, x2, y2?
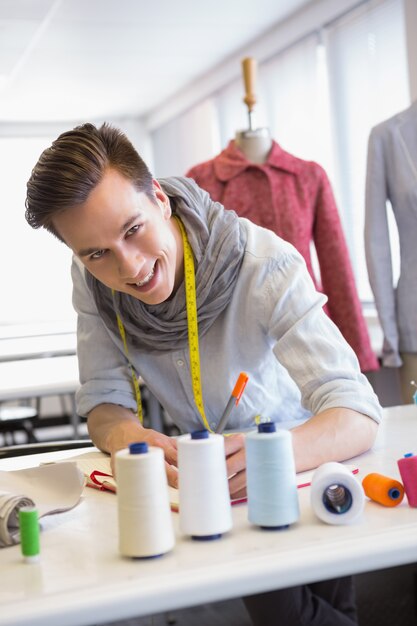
(0, 462, 85, 547)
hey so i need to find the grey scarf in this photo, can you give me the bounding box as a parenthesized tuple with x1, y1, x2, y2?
(85, 176, 247, 352)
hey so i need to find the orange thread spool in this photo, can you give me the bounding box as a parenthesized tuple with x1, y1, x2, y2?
(362, 472, 404, 507)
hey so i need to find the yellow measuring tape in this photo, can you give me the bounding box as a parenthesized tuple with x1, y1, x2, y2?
(113, 291, 144, 425)
(114, 215, 211, 432)
(173, 216, 211, 432)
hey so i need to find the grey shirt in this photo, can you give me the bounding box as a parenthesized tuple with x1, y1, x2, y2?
(72, 217, 381, 432)
(365, 101, 417, 366)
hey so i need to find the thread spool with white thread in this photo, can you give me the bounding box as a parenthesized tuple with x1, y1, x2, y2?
(115, 442, 175, 558)
(245, 423, 299, 529)
(178, 430, 232, 540)
(310, 462, 365, 525)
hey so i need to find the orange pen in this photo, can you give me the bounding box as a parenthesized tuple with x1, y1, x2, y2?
(215, 372, 249, 434)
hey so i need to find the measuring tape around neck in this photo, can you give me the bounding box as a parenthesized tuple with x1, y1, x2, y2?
(173, 215, 211, 431)
(114, 215, 211, 432)
(112, 291, 144, 424)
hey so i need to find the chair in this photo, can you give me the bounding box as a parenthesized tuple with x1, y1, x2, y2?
(0, 405, 39, 445)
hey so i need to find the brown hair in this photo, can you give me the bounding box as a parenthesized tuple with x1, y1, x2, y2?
(25, 122, 155, 241)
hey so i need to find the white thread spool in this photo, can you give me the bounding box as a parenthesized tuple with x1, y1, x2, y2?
(178, 430, 232, 540)
(245, 423, 299, 529)
(115, 442, 175, 557)
(310, 462, 365, 525)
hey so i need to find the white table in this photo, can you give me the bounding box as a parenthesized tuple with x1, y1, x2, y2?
(0, 334, 76, 363)
(0, 355, 164, 437)
(1, 405, 417, 626)
(0, 322, 76, 341)
(0, 356, 80, 402)
(0, 355, 81, 438)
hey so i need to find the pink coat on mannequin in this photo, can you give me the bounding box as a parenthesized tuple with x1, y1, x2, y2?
(186, 140, 378, 372)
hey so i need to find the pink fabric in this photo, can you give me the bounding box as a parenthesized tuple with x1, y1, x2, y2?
(186, 140, 378, 372)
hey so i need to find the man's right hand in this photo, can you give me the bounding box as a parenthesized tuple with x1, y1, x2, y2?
(109, 427, 178, 488)
(87, 403, 178, 488)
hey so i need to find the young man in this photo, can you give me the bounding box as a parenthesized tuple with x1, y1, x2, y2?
(26, 122, 381, 624)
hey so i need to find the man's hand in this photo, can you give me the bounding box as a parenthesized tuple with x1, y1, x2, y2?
(110, 428, 178, 488)
(87, 404, 178, 488)
(223, 433, 247, 499)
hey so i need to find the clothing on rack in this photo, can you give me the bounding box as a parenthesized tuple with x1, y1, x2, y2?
(365, 101, 417, 371)
(186, 140, 378, 372)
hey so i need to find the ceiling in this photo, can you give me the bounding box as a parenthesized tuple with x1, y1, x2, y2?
(0, 0, 312, 124)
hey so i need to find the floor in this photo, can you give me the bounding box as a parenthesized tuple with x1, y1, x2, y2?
(102, 599, 252, 626)
(100, 564, 417, 626)
(355, 563, 417, 626)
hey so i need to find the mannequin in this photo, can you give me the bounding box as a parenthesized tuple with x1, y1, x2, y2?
(234, 58, 272, 164)
(235, 128, 272, 164)
(365, 101, 417, 403)
(186, 58, 378, 374)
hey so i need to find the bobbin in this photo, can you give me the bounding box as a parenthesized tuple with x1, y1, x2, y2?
(116, 442, 175, 558)
(178, 429, 232, 540)
(362, 472, 404, 507)
(397, 453, 417, 507)
(19, 506, 40, 563)
(310, 462, 365, 525)
(245, 423, 299, 530)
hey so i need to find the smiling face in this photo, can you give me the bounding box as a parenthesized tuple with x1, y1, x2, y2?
(52, 167, 184, 305)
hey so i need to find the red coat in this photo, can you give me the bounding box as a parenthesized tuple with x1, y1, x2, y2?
(186, 140, 378, 372)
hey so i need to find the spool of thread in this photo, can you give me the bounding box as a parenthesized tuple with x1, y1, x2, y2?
(362, 472, 404, 507)
(115, 442, 175, 558)
(310, 462, 365, 525)
(18, 506, 40, 563)
(178, 430, 232, 540)
(397, 453, 417, 507)
(245, 423, 299, 529)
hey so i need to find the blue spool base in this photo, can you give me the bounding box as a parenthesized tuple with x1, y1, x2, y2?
(388, 488, 401, 500)
(192, 534, 222, 541)
(132, 553, 163, 559)
(260, 524, 290, 531)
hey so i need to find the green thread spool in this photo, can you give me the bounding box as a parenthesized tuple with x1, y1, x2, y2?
(19, 506, 40, 562)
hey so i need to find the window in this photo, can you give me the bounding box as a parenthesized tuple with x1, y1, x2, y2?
(260, 33, 334, 178)
(151, 99, 221, 177)
(0, 137, 75, 327)
(325, 0, 409, 300)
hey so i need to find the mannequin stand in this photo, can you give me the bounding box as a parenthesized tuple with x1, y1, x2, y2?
(235, 128, 272, 164)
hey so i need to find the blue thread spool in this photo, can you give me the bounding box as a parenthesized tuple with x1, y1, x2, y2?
(245, 423, 299, 529)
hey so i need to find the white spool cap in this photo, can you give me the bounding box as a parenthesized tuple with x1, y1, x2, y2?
(310, 462, 365, 525)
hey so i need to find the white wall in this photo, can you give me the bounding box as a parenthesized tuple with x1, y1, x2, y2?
(143, 0, 394, 132)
